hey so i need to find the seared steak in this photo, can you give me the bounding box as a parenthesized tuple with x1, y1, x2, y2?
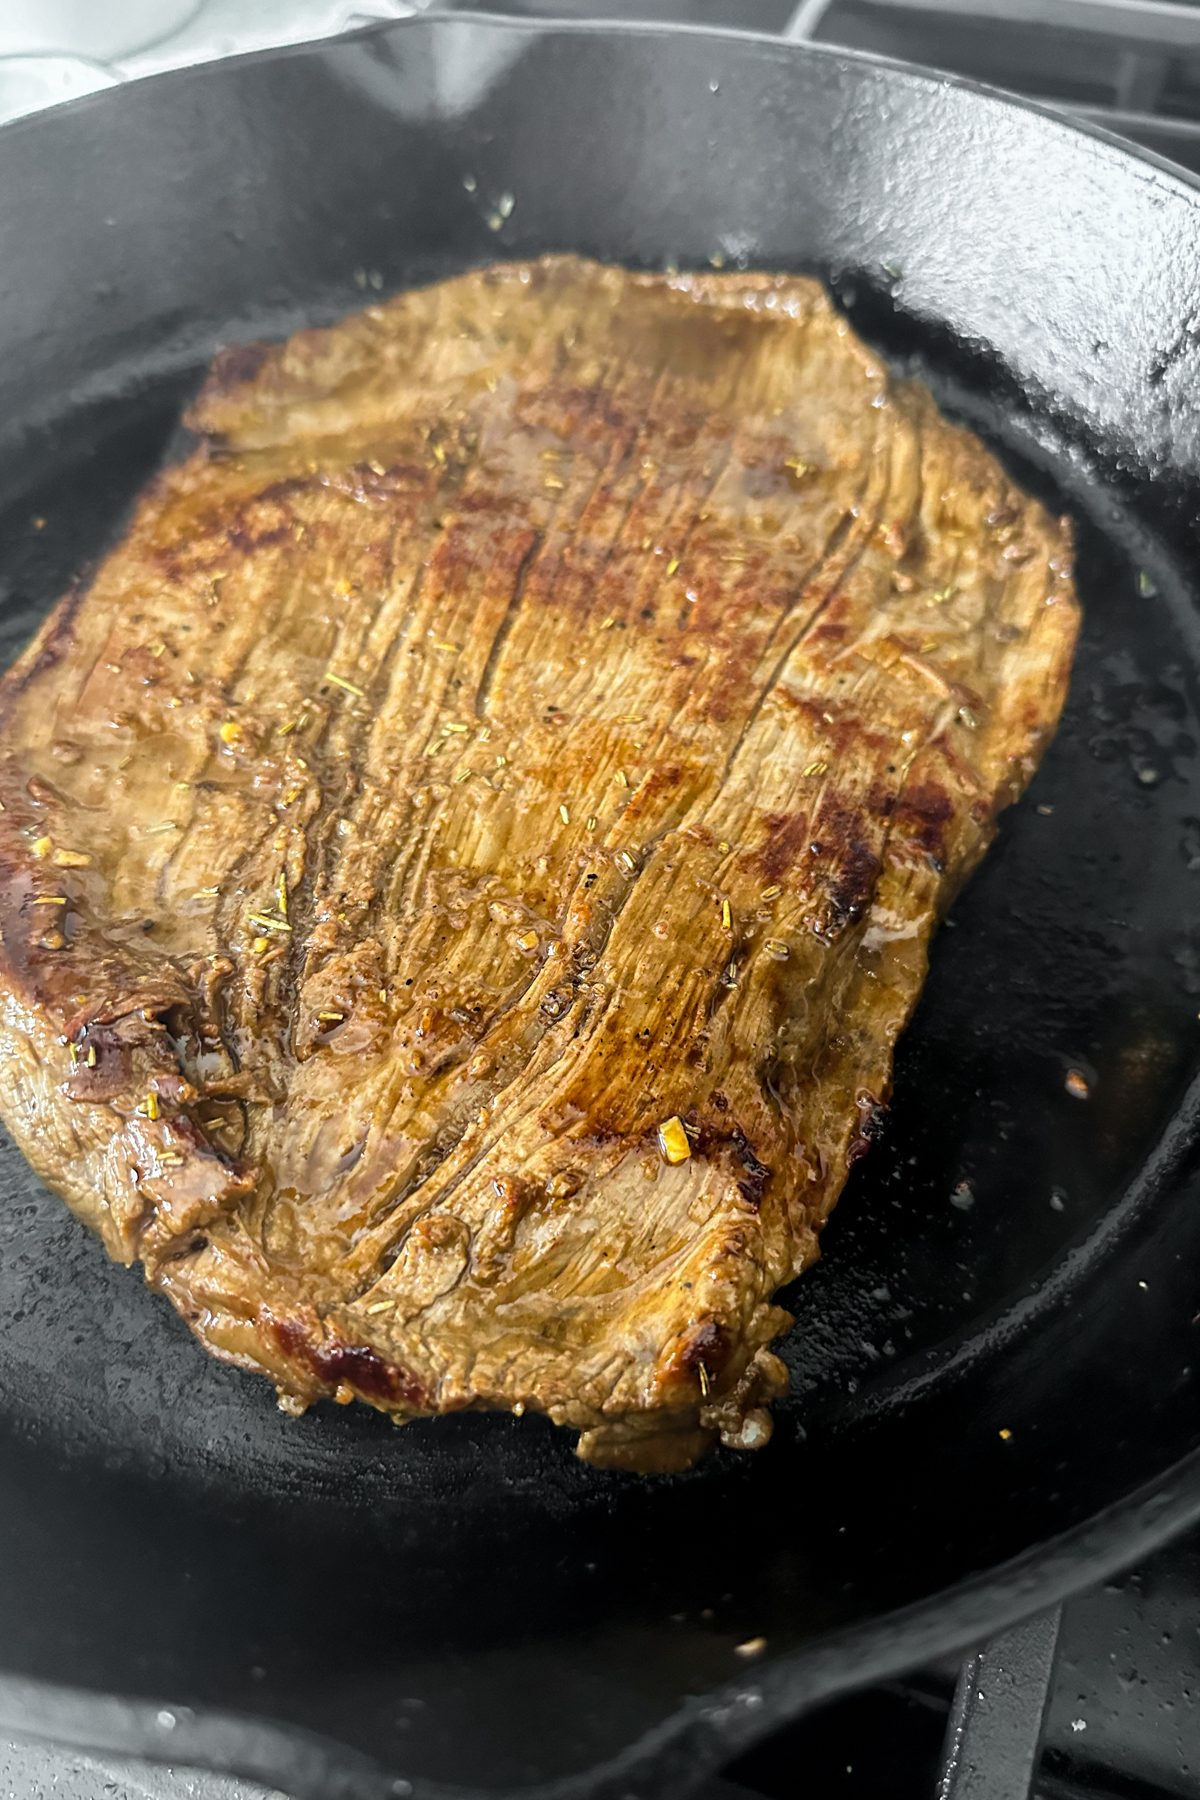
(0, 258, 1078, 1470)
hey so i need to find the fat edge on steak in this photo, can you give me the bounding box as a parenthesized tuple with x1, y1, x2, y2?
(0, 258, 1078, 1470)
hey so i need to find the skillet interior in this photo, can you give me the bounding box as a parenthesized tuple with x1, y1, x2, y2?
(2, 16, 1200, 1799)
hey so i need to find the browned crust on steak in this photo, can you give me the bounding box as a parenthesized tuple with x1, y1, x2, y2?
(0, 257, 1078, 1469)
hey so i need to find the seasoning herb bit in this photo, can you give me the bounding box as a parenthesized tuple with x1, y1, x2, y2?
(53, 849, 91, 868)
(615, 768, 629, 788)
(958, 705, 979, 730)
(717, 840, 731, 854)
(586, 815, 597, 832)
(158, 1151, 183, 1167)
(543, 475, 565, 491)
(615, 850, 636, 877)
(495, 754, 508, 768)
(317, 1011, 344, 1023)
(1065, 1068, 1090, 1101)
(998, 1427, 1013, 1442)
(366, 1299, 394, 1314)
(721, 898, 732, 931)
(453, 768, 473, 785)
(324, 671, 365, 698)
(785, 457, 808, 476)
(559, 804, 571, 825)
(31, 836, 53, 859)
(144, 821, 178, 835)
(431, 639, 460, 654)
(252, 935, 270, 955)
(247, 911, 291, 935)
(599, 615, 616, 631)
(515, 929, 539, 952)
(277, 874, 289, 920)
(697, 1363, 711, 1397)
(444, 721, 469, 734)
(803, 759, 828, 778)
(139, 1092, 160, 1122)
(666, 557, 680, 577)
(86, 1045, 97, 1068)
(33, 895, 67, 906)
(761, 885, 782, 901)
(218, 720, 243, 746)
(764, 939, 789, 961)
(68, 1042, 78, 1069)
(1138, 570, 1157, 597)
(657, 1116, 692, 1165)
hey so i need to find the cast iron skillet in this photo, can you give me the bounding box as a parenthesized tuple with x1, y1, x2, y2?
(3, 13, 1200, 1799)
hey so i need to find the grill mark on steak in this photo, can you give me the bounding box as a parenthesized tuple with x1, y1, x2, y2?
(0, 257, 1079, 1469)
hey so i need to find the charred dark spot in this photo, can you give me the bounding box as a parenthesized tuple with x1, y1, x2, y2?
(225, 517, 294, 557)
(807, 794, 883, 936)
(208, 340, 271, 391)
(825, 837, 882, 931)
(756, 808, 811, 884)
(847, 1093, 889, 1167)
(270, 1313, 425, 1408)
(639, 763, 686, 802)
(895, 781, 955, 858)
(729, 1125, 771, 1208)
(678, 1318, 729, 1382)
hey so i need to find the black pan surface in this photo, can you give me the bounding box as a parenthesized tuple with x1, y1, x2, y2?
(2, 16, 1200, 1800)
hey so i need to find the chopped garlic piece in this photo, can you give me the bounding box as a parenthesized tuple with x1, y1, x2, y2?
(658, 1116, 692, 1165)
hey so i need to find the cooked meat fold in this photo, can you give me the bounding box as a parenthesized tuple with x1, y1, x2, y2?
(0, 257, 1078, 1470)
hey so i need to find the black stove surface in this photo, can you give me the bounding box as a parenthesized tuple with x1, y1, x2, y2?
(4, 1, 1200, 1797)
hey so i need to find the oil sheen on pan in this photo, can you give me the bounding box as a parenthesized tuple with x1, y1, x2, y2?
(0, 257, 1078, 1471)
